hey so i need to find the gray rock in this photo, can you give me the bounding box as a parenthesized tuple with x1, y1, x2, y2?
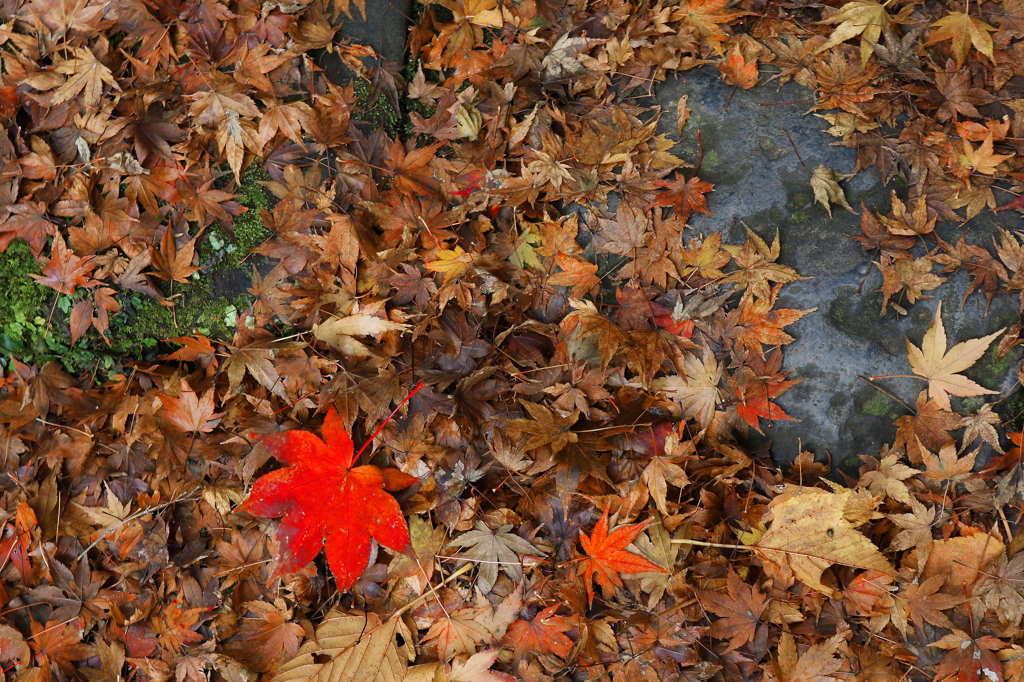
(314, 0, 412, 84)
(654, 66, 1021, 469)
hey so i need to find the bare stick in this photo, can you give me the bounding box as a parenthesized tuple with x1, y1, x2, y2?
(78, 487, 202, 560)
(389, 562, 474, 621)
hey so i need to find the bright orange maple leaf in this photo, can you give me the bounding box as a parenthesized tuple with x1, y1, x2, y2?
(577, 509, 666, 604)
(239, 407, 418, 589)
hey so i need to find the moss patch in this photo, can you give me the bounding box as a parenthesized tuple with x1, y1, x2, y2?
(111, 163, 273, 352)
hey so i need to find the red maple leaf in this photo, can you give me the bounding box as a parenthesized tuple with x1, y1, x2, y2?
(239, 406, 418, 589)
(652, 173, 714, 223)
(577, 509, 667, 605)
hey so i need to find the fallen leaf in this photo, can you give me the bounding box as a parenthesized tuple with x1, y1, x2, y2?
(905, 301, 1003, 410)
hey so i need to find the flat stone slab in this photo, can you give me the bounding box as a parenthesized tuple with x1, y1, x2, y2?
(654, 66, 1021, 469)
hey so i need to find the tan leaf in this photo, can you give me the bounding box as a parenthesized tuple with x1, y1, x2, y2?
(271, 610, 409, 682)
(755, 488, 895, 596)
(810, 165, 854, 217)
(905, 301, 1003, 411)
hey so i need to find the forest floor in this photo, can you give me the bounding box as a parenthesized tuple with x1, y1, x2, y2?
(4, 0, 1024, 681)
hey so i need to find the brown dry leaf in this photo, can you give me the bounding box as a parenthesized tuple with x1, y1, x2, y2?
(315, 313, 408, 358)
(878, 257, 946, 314)
(923, 532, 1005, 594)
(818, 0, 892, 64)
(857, 451, 916, 504)
(764, 632, 845, 682)
(51, 47, 121, 107)
(270, 610, 410, 682)
(652, 347, 723, 429)
(810, 165, 854, 217)
(755, 488, 896, 596)
(974, 551, 1024, 627)
(905, 301, 1003, 411)
(925, 11, 996, 66)
(888, 496, 937, 572)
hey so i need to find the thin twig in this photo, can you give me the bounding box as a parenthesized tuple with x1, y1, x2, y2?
(389, 562, 474, 621)
(77, 487, 202, 560)
(781, 129, 811, 173)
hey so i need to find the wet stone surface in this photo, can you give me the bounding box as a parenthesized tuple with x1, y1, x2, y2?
(653, 66, 1023, 469)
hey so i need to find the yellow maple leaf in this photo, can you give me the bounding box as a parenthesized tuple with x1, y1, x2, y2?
(925, 11, 996, 67)
(755, 488, 896, 597)
(959, 132, 1012, 177)
(818, 0, 892, 64)
(425, 245, 476, 282)
(905, 301, 1003, 411)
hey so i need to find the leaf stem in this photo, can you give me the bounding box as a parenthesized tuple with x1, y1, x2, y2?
(355, 381, 424, 460)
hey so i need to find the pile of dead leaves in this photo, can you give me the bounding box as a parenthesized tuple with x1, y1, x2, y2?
(3, 0, 1024, 679)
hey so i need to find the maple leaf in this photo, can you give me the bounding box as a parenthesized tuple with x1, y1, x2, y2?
(849, 205, 915, 263)
(652, 173, 714, 223)
(679, 231, 731, 279)
(919, 440, 978, 484)
(159, 380, 224, 433)
(698, 570, 767, 653)
(221, 600, 304, 673)
(577, 509, 666, 604)
(719, 48, 758, 88)
(421, 604, 494, 660)
(51, 47, 121, 107)
(499, 604, 574, 663)
(30, 233, 97, 295)
(151, 596, 209, 651)
(426, 246, 476, 283)
(670, 0, 750, 53)
(887, 574, 962, 636)
(387, 139, 442, 196)
(447, 650, 514, 682)
(930, 631, 1004, 682)
(547, 254, 600, 299)
(505, 401, 580, 454)
(150, 225, 201, 283)
(732, 291, 815, 359)
(959, 132, 1011, 178)
(275, 610, 410, 682)
(887, 496, 936, 570)
(723, 227, 805, 302)
(810, 165, 854, 217)
(765, 633, 845, 682)
(975, 551, 1024, 628)
(755, 488, 895, 597)
(451, 521, 543, 593)
(857, 451, 915, 504)
(0, 201, 56, 257)
(925, 11, 996, 67)
(818, 0, 892, 64)
(905, 301, 1003, 411)
(843, 569, 893, 616)
(239, 406, 418, 589)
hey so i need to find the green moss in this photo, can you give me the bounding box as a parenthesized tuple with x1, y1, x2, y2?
(861, 397, 897, 420)
(789, 208, 813, 223)
(113, 164, 273, 351)
(702, 149, 719, 169)
(967, 342, 1018, 389)
(842, 454, 861, 469)
(0, 241, 54, 360)
(353, 81, 404, 137)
